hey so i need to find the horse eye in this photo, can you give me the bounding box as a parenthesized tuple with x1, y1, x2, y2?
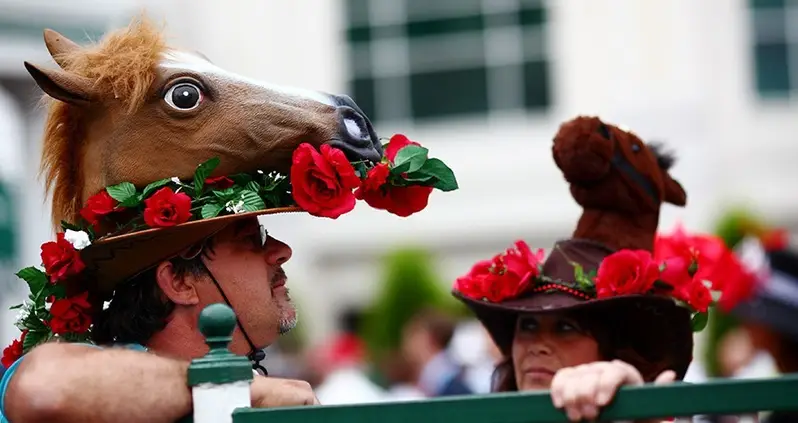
(631, 144, 641, 152)
(164, 82, 203, 110)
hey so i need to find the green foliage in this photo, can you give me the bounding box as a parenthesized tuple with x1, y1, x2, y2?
(703, 207, 763, 377)
(358, 247, 466, 361)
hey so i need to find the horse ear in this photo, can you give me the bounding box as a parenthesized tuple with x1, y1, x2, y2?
(24, 62, 96, 106)
(663, 174, 687, 206)
(43, 29, 81, 68)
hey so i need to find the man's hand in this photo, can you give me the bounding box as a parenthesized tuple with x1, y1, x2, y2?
(250, 376, 320, 408)
(549, 360, 676, 422)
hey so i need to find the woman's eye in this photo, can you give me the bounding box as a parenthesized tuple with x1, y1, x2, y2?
(519, 318, 538, 332)
(556, 320, 579, 333)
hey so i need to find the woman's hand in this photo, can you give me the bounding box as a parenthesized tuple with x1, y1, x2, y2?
(549, 359, 676, 422)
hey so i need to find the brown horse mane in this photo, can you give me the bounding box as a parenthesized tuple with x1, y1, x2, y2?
(646, 142, 676, 171)
(39, 16, 167, 229)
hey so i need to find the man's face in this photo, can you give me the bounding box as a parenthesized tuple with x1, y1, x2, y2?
(195, 217, 297, 354)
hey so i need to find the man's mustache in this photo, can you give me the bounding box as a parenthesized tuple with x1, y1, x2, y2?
(271, 267, 287, 287)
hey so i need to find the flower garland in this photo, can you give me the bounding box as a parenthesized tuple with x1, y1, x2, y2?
(453, 227, 755, 333)
(2, 134, 457, 365)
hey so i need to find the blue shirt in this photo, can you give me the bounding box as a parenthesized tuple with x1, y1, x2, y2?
(0, 343, 146, 422)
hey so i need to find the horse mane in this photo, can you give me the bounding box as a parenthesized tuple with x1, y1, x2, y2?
(39, 16, 167, 229)
(646, 142, 676, 171)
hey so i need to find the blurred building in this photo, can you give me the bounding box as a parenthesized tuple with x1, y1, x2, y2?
(0, 0, 796, 354)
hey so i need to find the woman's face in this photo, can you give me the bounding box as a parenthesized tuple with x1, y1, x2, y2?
(511, 312, 602, 390)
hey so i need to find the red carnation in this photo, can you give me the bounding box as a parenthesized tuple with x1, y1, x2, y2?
(79, 190, 120, 225)
(290, 144, 361, 219)
(595, 250, 659, 298)
(205, 176, 235, 189)
(355, 163, 433, 217)
(41, 232, 86, 283)
(2, 331, 27, 368)
(48, 292, 92, 335)
(143, 187, 192, 228)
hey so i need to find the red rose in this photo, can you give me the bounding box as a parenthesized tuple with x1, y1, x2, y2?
(655, 225, 727, 290)
(2, 331, 26, 368)
(79, 190, 120, 225)
(205, 176, 235, 189)
(384, 134, 417, 162)
(454, 241, 544, 302)
(41, 232, 86, 283)
(658, 256, 694, 302)
(355, 163, 433, 217)
(143, 187, 192, 228)
(595, 250, 659, 298)
(49, 292, 92, 335)
(688, 281, 712, 312)
(290, 143, 361, 219)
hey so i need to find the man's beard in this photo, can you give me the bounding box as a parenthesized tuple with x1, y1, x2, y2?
(272, 267, 297, 334)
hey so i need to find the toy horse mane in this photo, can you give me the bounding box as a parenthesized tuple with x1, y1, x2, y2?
(552, 116, 687, 252)
(36, 17, 166, 228)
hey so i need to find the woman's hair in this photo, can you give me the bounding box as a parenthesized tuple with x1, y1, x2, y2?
(91, 241, 214, 346)
(490, 306, 672, 392)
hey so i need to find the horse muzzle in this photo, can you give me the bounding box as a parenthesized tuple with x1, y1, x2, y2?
(327, 94, 383, 163)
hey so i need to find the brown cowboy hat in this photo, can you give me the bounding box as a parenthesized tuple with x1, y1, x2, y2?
(452, 238, 694, 381)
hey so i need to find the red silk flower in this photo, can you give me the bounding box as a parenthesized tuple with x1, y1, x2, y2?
(40, 232, 86, 283)
(291, 144, 361, 219)
(455, 240, 545, 302)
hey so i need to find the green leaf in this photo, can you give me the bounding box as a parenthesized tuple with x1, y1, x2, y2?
(140, 178, 171, 199)
(402, 171, 436, 184)
(240, 190, 266, 212)
(413, 159, 458, 192)
(60, 220, 82, 232)
(245, 181, 261, 193)
(229, 173, 254, 186)
(15, 267, 49, 296)
(201, 203, 224, 219)
(213, 188, 236, 200)
(392, 145, 428, 174)
(691, 311, 709, 332)
(106, 182, 137, 203)
(8, 304, 22, 310)
(22, 317, 49, 333)
(22, 330, 50, 353)
(573, 263, 585, 282)
(44, 283, 67, 301)
(193, 157, 221, 197)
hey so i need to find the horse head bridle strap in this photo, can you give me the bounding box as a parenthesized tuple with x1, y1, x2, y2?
(599, 123, 660, 204)
(197, 259, 269, 376)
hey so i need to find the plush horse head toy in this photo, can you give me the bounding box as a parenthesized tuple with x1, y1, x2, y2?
(552, 116, 687, 252)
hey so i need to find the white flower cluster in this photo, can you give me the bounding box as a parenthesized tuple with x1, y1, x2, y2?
(14, 300, 34, 331)
(225, 199, 245, 214)
(64, 229, 91, 250)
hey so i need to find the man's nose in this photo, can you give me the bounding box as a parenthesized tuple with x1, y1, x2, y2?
(264, 237, 292, 266)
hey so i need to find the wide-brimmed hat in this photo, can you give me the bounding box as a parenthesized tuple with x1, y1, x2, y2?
(5, 19, 457, 358)
(731, 237, 798, 342)
(452, 116, 742, 381)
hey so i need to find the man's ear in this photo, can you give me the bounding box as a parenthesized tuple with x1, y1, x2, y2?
(24, 61, 96, 106)
(155, 261, 200, 306)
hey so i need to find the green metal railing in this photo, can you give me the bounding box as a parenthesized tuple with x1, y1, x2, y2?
(186, 304, 798, 423)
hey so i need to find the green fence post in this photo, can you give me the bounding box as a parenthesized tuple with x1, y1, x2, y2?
(188, 303, 253, 423)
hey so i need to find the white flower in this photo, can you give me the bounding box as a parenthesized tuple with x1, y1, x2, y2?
(225, 200, 245, 214)
(44, 301, 52, 311)
(171, 177, 181, 184)
(103, 300, 112, 311)
(64, 229, 91, 250)
(257, 170, 264, 175)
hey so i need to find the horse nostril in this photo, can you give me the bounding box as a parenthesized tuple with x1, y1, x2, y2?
(331, 105, 382, 163)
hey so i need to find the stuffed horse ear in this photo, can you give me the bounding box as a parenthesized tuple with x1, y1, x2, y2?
(24, 62, 96, 106)
(663, 174, 687, 206)
(43, 29, 82, 69)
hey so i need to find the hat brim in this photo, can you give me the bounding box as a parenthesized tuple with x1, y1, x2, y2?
(453, 290, 694, 381)
(81, 206, 304, 295)
(732, 294, 798, 342)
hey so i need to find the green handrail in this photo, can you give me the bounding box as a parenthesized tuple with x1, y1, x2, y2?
(232, 374, 798, 422)
(189, 303, 798, 423)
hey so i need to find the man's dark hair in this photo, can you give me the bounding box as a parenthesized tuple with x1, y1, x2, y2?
(91, 243, 213, 346)
(408, 308, 458, 350)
